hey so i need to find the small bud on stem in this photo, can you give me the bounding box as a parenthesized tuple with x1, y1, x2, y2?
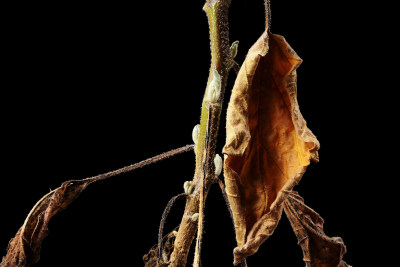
(183, 181, 194, 195)
(214, 154, 223, 176)
(230, 40, 239, 59)
(191, 213, 199, 222)
(192, 124, 200, 144)
(207, 69, 221, 103)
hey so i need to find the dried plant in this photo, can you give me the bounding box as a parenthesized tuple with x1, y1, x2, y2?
(1, 1, 350, 267)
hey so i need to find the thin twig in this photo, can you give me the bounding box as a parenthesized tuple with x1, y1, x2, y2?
(82, 145, 194, 184)
(216, 179, 234, 222)
(233, 61, 240, 74)
(193, 104, 213, 267)
(158, 193, 187, 266)
(265, 0, 271, 30)
(217, 178, 249, 267)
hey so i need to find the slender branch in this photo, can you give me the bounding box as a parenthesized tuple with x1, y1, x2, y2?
(265, 0, 271, 30)
(168, 1, 232, 266)
(83, 144, 194, 184)
(158, 193, 187, 265)
(193, 103, 219, 267)
(216, 179, 234, 222)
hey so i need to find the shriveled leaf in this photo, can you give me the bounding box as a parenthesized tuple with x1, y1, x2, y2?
(1, 145, 194, 267)
(0, 180, 90, 267)
(143, 231, 177, 267)
(222, 29, 319, 264)
(284, 192, 350, 267)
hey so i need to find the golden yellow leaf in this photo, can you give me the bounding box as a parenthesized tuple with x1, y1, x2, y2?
(222, 29, 320, 265)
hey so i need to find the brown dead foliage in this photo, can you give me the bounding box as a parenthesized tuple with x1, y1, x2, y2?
(143, 231, 177, 267)
(1, 145, 194, 267)
(0, 180, 90, 267)
(223, 28, 347, 266)
(284, 192, 349, 267)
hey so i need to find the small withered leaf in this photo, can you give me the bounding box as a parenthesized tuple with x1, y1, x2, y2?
(0, 180, 90, 267)
(144, 231, 177, 267)
(222, 29, 320, 265)
(1, 145, 195, 267)
(284, 192, 350, 267)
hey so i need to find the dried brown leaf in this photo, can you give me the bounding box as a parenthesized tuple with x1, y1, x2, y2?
(284, 192, 350, 267)
(222, 29, 320, 265)
(1, 145, 194, 267)
(0, 180, 90, 267)
(143, 231, 177, 267)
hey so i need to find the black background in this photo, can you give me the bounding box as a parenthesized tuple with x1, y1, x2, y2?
(1, 0, 383, 266)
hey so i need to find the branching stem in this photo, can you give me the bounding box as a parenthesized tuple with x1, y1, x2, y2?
(168, 1, 232, 266)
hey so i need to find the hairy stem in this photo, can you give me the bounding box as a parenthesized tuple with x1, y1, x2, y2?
(158, 193, 187, 264)
(83, 144, 194, 184)
(168, 1, 232, 266)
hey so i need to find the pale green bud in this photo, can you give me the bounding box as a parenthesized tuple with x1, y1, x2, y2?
(214, 154, 223, 176)
(230, 41, 239, 59)
(191, 213, 199, 221)
(183, 181, 194, 195)
(207, 69, 221, 103)
(192, 124, 200, 144)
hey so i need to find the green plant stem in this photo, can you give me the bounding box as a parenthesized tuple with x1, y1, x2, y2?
(168, 1, 232, 266)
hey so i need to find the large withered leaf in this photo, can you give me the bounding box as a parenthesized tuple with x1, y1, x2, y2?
(222, 29, 320, 265)
(1, 180, 89, 267)
(284, 192, 349, 267)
